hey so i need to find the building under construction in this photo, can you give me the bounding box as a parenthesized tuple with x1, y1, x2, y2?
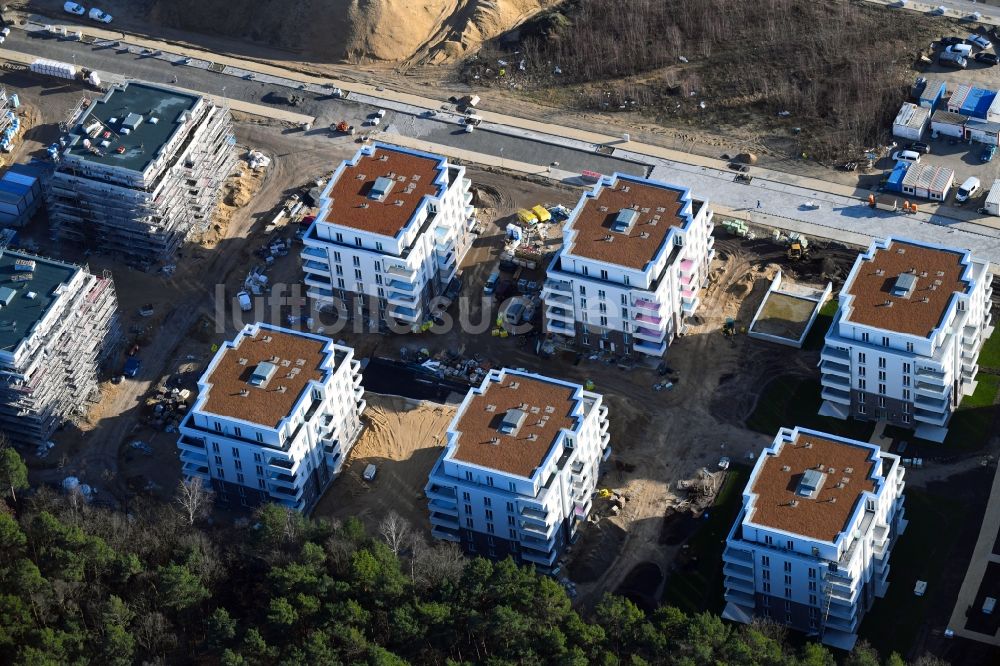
(47, 81, 236, 262)
(0, 249, 121, 445)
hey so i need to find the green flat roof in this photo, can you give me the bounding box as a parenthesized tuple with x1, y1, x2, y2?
(0, 250, 79, 353)
(65, 82, 200, 174)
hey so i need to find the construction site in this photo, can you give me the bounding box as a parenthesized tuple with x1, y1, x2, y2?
(0, 248, 121, 447)
(46, 81, 237, 262)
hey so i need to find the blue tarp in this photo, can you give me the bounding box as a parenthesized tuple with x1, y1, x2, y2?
(886, 163, 908, 193)
(961, 88, 997, 119)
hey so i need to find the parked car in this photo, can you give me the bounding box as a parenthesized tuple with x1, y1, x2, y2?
(976, 52, 999, 65)
(946, 43, 973, 56)
(88, 7, 112, 23)
(931, 6, 947, 16)
(939, 36, 965, 46)
(982, 145, 996, 162)
(956, 176, 982, 203)
(908, 142, 931, 154)
(483, 270, 499, 295)
(363, 464, 378, 482)
(236, 290, 252, 312)
(63, 2, 85, 15)
(969, 34, 992, 50)
(892, 150, 921, 164)
(123, 358, 141, 378)
(939, 52, 968, 69)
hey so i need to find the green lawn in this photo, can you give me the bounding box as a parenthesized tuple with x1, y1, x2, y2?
(884, 373, 1000, 452)
(979, 326, 1000, 371)
(746, 375, 875, 442)
(802, 299, 838, 351)
(661, 466, 748, 615)
(859, 489, 965, 657)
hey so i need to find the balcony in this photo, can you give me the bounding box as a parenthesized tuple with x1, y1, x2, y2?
(387, 304, 421, 323)
(820, 359, 851, 378)
(914, 393, 947, 410)
(963, 325, 980, 347)
(547, 319, 575, 335)
(724, 587, 755, 607)
(268, 471, 298, 488)
(431, 525, 461, 542)
(723, 546, 753, 562)
(179, 449, 208, 467)
(634, 326, 666, 343)
(634, 312, 663, 327)
(821, 346, 850, 362)
(177, 434, 206, 452)
(181, 462, 210, 477)
(521, 548, 557, 567)
(916, 366, 946, 385)
(521, 520, 556, 539)
(543, 279, 573, 299)
(546, 305, 575, 324)
(302, 259, 329, 273)
(680, 296, 700, 313)
(302, 246, 326, 259)
(520, 507, 549, 526)
(303, 273, 333, 288)
(821, 372, 850, 389)
(386, 278, 417, 292)
(723, 561, 754, 580)
(821, 385, 850, 405)
(633, 297, 659, 312)
(267, 456, 297, 472)
(914, 407, 948, 426)
(271, 484, 303, 501)
(430, 511, 460, 527)
(387, 289, 418, 306)
(386, 264, 416, 279)
(680, 285, 697, 299)
(915, 380, 947, 397)
(724, 575, 755, 595)
(425, 483, 457, 501)
(598, 405, 608, 420)
(679, 258, 695, 275)
(306, 286, 334, 302)
(634, 339, 667, 356)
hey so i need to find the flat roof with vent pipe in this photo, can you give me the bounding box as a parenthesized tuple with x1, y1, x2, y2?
(61, 81, 200, 174)
(317, 143, 448, 239)
(196, 323, 346, 428)
(841, 238, 973, 338)
(562, 173, 698, 270)
(744, 428, 883, 542)
(447, 369, 591, 478)
(0, 249, 79, 353)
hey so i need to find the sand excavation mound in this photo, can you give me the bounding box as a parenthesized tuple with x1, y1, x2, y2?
(150, 0, 553, 63)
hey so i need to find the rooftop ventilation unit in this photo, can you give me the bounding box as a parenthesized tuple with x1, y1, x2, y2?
(369, 176, 395, 201)
(498, 408, 527, 436)
(0, 287, 15, 307)
(796, 468, 827, 499)
(892, 272, 918, 299)
(249, 361, 277, 387)
(612, 208, 639, 234)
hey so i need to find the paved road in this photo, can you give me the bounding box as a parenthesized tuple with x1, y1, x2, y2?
(7, 20, 1000, 265)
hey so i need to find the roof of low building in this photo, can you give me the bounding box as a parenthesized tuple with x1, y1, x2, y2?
(843, 239, 970, 338)
(450, 372, 581, 478)
(0, 250, 79, 353)
(564, 176, 692, 270)
(319, 144, 447, 238)
(200, 327, 335, 428)
(64, 82, 201, 174)
(748, 431, 878, 542)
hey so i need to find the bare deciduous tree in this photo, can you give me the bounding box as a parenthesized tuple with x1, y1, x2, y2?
(175, 477, 214, 526)
(378, 511, 411, 556)
(412, 540, 466, 589)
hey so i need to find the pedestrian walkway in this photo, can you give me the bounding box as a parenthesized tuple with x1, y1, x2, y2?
(947, 461, 1000, 646)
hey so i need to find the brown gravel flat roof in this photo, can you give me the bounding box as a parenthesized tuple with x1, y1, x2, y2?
(450, 373, 579, 478)
(319, 146, 444, 238)
(566, 178, 689, 270)
(749, 432, 877, 542)
(844, 240, 970, 338)
(202, 328, 331, 428)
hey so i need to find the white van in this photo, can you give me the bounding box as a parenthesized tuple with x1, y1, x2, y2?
(947, 43, 973, 57)
(363, 464, 377, 482)
(956, 176, 981, 202)
(892, 150, 921, 164)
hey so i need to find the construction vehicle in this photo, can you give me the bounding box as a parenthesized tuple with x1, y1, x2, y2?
(786, 232, 810, 260)
(331, 120, 355, 136)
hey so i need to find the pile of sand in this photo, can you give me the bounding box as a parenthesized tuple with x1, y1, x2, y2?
(150, 0, 554, 63)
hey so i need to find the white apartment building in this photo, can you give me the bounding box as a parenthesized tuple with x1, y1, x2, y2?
(177, 323, 366, 512)
(301, 143, 475, 328)
(819, 237, 994, 442)
(542, 173, 715, 358)
(722, 427, 907, 650)
(0, 249, 120, 445)
(425, 368, 611, 571)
